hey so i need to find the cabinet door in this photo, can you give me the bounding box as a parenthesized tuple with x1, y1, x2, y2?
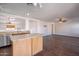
(26, 39, 32, 56)
(32, 36, 43, 55)
(32, 37, 38, 55)
(12, 39, 31, 56)
(37, 36, 43, 52)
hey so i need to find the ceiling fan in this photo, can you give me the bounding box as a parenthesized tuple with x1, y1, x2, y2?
(57, 17, 67, 23)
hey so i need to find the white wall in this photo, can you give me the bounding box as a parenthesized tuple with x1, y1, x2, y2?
(26, 18, 53, 36)
(39, 21, 52, 36)
(54, 18, 79, 37)
(0, 13, 26, 31)
(0, 12, 53, 36)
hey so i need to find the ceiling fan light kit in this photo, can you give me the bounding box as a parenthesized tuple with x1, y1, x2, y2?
(58, 17, 67, 23)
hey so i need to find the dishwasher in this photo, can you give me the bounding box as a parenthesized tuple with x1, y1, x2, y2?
(0, 34, 11, 47)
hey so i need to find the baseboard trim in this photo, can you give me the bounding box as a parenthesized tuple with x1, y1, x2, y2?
(53, 34, 79, 38)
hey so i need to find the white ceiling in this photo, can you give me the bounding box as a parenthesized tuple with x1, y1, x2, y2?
(0, 3, 79, 22)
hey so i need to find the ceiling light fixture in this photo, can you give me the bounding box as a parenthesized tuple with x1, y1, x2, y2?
(26, 3, 42, 8)
(26, 13, 30, 16)
(57, 17, 67, 23)
(33, 3, 38, 6)
(26, 3, 42, 17)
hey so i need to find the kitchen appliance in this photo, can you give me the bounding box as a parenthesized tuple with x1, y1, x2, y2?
(0, 34, 11, 47)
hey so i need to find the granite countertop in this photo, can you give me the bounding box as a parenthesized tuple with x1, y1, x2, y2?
(0, 31, 30, 35)
(10, 33, 42, 41)
(0, 31, 42, 41)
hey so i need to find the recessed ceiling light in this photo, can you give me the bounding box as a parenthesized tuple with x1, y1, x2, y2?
(26, 13, 30, 16)
(39, 4, 42, 8)
(33, 3, 37, 6)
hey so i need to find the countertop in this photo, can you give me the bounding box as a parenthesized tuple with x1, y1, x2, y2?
(0, 31, 30, 35)
(10, 33, 42, 41)
(0, 31, 42, 42)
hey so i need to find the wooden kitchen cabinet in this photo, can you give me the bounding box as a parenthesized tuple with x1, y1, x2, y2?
(11, 34, 43, 56)
(32, 36, 43, 55)
(32, 36, 39, 55)
(37, 36, 43, 53)
(12, 38, 32, 56)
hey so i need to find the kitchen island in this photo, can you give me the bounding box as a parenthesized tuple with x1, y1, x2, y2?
(0, 31, 30, 47)
(0, 31, 43, 56)
(11, 33, 43, 56)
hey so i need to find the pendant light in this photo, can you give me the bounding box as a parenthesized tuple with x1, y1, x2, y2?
(6, 17, 16, 30)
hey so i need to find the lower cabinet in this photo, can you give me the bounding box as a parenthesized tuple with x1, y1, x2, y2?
(12, 38, 32, 56)
(12, 35, 43, 56)
(32, 36, 43, 55)
(0, 35, 11, 47)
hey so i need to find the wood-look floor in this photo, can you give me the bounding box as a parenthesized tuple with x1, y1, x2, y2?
(0, 34, 79, 56)
(0, 45, 12, 56)
(35, 35, 79, 56)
